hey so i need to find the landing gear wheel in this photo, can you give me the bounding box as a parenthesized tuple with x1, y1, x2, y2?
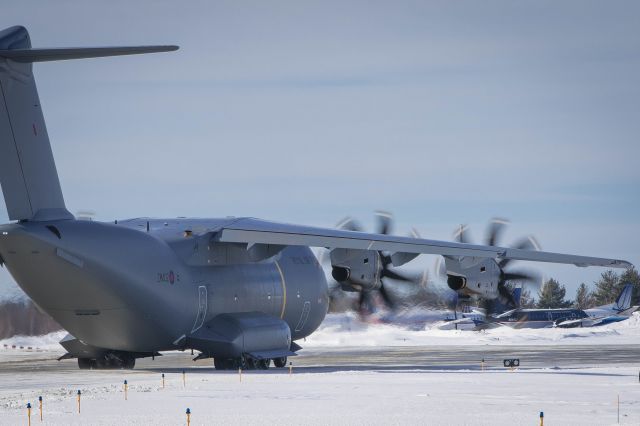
(230, 357, 245, 370)
(273, 356, 287, 368)
(258, 359, 270, 370)
(122, 357, 135, 369)
(94, 358, 109, 369)
(244, 356, 257, 370)
(78, 358, 92, 370)
(214, 358, 226, 370)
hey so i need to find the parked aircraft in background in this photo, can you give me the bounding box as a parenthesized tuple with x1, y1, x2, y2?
(478, 284, 637, 330)
(436, 287, 522, 330)
(556, 284, 637, 328)
(584, 284, 634, 319)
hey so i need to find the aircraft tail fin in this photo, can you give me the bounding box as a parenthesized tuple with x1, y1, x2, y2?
(614, 283, 633, 311)
(512, 286, 522, 308)
(0, 26, 177, 222)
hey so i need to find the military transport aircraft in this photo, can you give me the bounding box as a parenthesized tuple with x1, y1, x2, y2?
(0, 26, 632, 370)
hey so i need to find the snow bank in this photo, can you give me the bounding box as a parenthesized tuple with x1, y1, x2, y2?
(0, 330, 67, 352)
(304, 311, 640, 347)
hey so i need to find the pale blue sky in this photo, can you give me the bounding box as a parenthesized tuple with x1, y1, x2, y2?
(1, 1, 639, 300)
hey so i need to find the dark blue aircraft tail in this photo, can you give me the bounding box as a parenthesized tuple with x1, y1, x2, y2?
(493, 286, 522, 313)
(613, 283, 633, 312)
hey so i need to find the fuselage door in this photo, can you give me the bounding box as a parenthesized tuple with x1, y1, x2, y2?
(192, 285, 207, 333)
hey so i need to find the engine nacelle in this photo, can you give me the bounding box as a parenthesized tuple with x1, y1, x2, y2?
(329, 248, 381, 291)
(443, 256, 500, 298)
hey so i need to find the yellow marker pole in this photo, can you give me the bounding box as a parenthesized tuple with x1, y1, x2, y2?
(124, 380, 128, 400)
(162, 373, 165, 389)
(27, 403, 31, 426)
(539, 411, 544, 426)
(238, 367, 242, 383)
(289, 361, 293, 376)
(182, 370, 186, 388)
(38, 396, 42, 421)
(186, 408, 191, 426)
(76, 390, 81, 414)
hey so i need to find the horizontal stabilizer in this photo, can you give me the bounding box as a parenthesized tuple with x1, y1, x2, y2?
(0, 45, 178, 63)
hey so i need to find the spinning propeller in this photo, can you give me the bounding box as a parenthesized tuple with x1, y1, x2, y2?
(451, 218, 541, 313)
(325, 211, 427, 314)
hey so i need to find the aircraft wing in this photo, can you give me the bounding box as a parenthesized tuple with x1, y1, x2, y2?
(213, 218, 632, 269)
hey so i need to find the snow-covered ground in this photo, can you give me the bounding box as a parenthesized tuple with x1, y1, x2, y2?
(0, 364, 639, 425)
(2, 311, 639, 357)
(304, 311, 640, 347)
(1, 312, 640, 425)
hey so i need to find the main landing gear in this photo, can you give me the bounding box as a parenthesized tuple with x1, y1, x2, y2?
(213, 355, 288, 371)
(77, 354, 136, 370)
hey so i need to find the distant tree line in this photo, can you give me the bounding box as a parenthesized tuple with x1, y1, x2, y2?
(510, 267, 640, 310)
(0, 299, 62, 339)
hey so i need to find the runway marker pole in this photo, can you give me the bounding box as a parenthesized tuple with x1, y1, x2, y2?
(481, 358, 484, 372)
(186, 408, 191, 426)
(239, 367, 242, 383)
(124, 380, 128, 400)
(182, 370, 186, 388)
(617, 394, 620, 424)
(289, 361, 293, 376)
(38, 396, 42, 421)
(76, 390, 81, 414)
(27, 402, 31, 426)
(539, 411, 543, 426)
(162, 373, 165, 389)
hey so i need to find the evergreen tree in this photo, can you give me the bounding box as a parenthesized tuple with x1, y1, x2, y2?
(592, 270, 620, 305)
(519, 287, 536, 308)
(574, 283, 594, 309)
(619, 267, 640, 306)
(537, 278, 572, 308)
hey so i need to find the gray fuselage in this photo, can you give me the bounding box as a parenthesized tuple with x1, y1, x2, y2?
(0, 217, 329, 353)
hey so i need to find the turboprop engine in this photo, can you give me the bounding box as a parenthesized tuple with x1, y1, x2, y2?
(325, 211, 428, 312)
(444, 256, 501, 298)
(330, 248, 382, 292)
(441, 218, 541, 310)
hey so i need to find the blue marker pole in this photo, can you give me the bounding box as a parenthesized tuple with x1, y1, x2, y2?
(38, 396, 42, 421)
(186, 408, 191, 426)
(124, 380, 128, 400)
(27, 402, 31, 426)
(77, 390, 81, 414)
(539, 411, 544, 426)
(162, 373, 165, 389)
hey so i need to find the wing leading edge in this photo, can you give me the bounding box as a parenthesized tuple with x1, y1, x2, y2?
(214, 218, 631, 269)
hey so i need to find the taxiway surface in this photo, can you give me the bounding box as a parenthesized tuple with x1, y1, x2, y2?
(1, 344, 639, 374)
